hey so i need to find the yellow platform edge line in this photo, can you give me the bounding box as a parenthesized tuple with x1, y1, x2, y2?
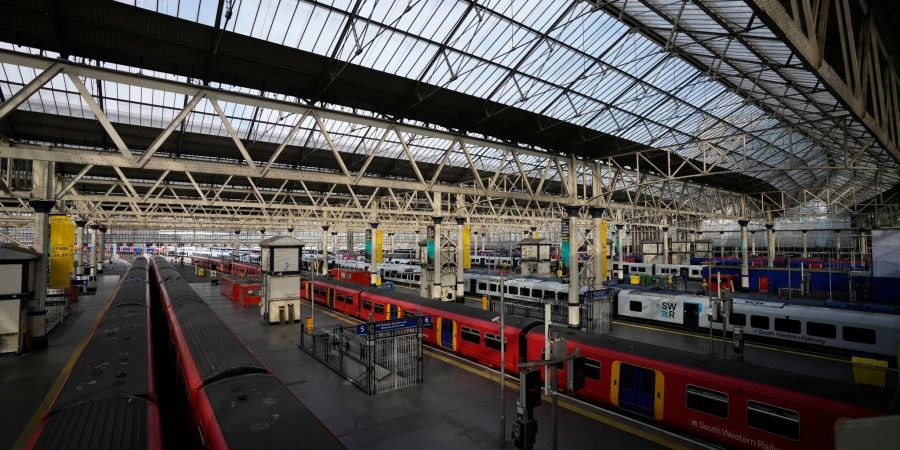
(12, 270, 128, 450)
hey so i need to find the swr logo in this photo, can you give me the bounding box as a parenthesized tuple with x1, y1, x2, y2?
(660, 301, 677, 319)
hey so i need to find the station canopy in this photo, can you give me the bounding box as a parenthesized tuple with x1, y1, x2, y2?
(0, 0, 898, 227)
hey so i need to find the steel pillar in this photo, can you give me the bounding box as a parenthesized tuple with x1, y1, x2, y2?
(370, 222, 379, 286)
(662, 227, 670, 264)
(456, 217, 465, 302)
(615, 225, 625, 281)
(566, 206, 580, 329)
(738, 219, 750, 290)
(98, 226, 107, 271)
(89, 224, 99, 280)
(802, 230, 808, 258)
(74, 219, 87, 278)
(766, 223, 775, 268)
(590, 208, 605, 285)
(321, 225, 330, 276)
(431, 217, 442, 300)
(233, 229, 241, 260)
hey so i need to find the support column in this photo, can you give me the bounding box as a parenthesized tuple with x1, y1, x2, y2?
(431, 217, 442, 300)
(388, 232, 395, 255)
(662, 227, 670, 264)
(96, 226, 107, 272)
(615, 225, 625, 281)
(331, 231, 338, 259)
(321, 225, 330, 276)
(719, 231, 725, 259)
(456, 217, 465, 303)
(738, 219, 750, 291)
(834, 230, 841, 260)
(766, 223, 775, 268)
(232, 230, 241, 260)
(346, 230, 353, 253)
(802, 230, 808, 258)
(74, 219, 87, 279)
(370, 222, 379, 286)
(590, 208, 605, 286)
(625, 229, 630, 256)
(751, 231, 756, 256)
(472, 231, 478, 258)
(89, 224, 99, 280)
(28, 199, 55, 349)
(566, 206, 580, 329)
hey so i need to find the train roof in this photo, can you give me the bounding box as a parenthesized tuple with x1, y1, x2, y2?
(366, 286, 536, 330)
(550, 325, 892, 412)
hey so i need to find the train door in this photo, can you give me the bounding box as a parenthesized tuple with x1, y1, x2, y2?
(438, 317, 456, 350)
(616, 363, 656, 418)
(469, 278, 478, 294)
(683, 302, 700, 328)
(327, 289, 335, 309)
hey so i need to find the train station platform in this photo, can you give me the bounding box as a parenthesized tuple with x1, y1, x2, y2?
(0, 260, 128, 450)
(180, 272, 710, 449)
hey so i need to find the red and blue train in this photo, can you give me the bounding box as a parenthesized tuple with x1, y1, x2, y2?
(303, 278, 890, 450)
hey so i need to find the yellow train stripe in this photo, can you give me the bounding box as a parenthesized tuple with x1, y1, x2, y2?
(13, 275, 127, 450)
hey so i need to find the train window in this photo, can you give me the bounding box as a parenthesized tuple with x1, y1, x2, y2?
(509, 287, 519, 295)
(362, 300, 372, 310)
(543, 291, 556, 300)
(520, 288, 530, 297)
(584, 359, 601, 381)
(478, 282, 487, 291)
(746, 401, 799, 440)
(403, 311, 416, 318)
(484, 333, 506, 351)
(750, 315, 769, 330)
(842, 326, 876, 345)
(532, 289, 543, 299)
(686, 385, 728, 419)
(461, 327, 481, 345)
(489, 284, 498, 292)
(774, 318, 801, 334)
(414, 274, 420, 281)
(374, 303, 385, 314)
(629, 301, 642, 312)
(729, 313, 746, 327)
(806, 322, 836, 339)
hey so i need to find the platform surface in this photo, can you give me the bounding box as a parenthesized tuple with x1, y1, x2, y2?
(0, 260, 128, 450)
(185, 272, 705, 450)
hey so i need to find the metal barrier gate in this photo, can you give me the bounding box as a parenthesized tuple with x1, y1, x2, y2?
(299, 316, 427, 395)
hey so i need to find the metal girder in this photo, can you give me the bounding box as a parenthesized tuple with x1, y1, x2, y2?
(747, 0, 900, 162)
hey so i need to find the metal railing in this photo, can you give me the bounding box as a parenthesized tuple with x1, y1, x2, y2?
(299, 320, 424, 395)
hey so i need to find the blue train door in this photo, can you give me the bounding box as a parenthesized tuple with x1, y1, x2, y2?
(619, 363, 655, 417)
(441, 318, 455, 349)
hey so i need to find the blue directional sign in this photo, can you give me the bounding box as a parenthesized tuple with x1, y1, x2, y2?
(356, 316, 432, 335)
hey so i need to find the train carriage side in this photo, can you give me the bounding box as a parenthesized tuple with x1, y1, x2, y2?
(531, 328, 884, 450)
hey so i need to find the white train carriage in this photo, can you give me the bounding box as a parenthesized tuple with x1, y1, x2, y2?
(469, 274, 589, 304)
(617, 289, 900, 357)
(612, 262, 704, 281)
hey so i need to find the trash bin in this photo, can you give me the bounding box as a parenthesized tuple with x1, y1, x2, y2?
(630, 275, 640, 285)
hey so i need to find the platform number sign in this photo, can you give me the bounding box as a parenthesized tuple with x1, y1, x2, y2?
(422, 316, 433, 328)
(356, 324, 369, 335)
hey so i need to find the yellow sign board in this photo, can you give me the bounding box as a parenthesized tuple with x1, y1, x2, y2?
(463, 226, 471, 269)
(49, 214, 75, 288)
(600, 220, 608, 281)
(375, 230, 384, 264)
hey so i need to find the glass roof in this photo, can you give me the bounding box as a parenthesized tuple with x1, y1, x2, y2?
(104, 0, 898, 205)
(1, 0, 897, 214)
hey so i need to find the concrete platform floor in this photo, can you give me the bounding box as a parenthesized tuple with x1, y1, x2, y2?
(0, 260, 128, 450)
(187, 278, 706, 450)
